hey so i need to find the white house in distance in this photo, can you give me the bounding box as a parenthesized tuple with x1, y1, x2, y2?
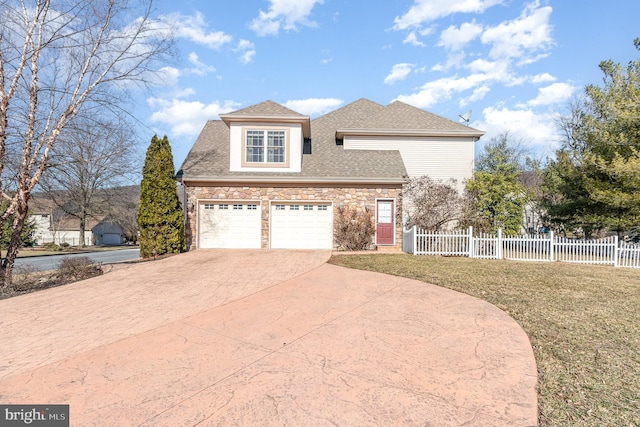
(29, 198, 125, 246)
(177, 98, 484, 250)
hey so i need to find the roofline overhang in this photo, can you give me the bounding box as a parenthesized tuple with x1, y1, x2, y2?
(219, 114, 311, 138)
(178, 175, 407, 185)
(335, 128, 485, 139)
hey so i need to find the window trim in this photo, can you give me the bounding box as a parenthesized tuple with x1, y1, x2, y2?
(241, 126, 290, 168)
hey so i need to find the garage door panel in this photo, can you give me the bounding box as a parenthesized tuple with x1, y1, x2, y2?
(199, 202, 261, 249)
(271, 203, 332, 249)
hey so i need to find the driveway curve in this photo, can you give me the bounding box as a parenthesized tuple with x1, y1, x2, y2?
(0, 250, 537, 426)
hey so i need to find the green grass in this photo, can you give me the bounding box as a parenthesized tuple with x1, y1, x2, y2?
(329, 254, 640, 427)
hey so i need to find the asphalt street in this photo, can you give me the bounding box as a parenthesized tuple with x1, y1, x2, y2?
(13, 248, 140, 272)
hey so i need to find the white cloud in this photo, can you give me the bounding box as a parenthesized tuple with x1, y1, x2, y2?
(154, 66, 181, 87)
(481, 2, 553, 62)
(396, 73, 491, 108)
(148, 98, 240, 136)
(321, 49, 332, 64)
(403, 31, 426, 47)
(235, 39, 256, 64)
(394, 0, 503, 30)
(432, 51, 467, 71)
(480, 105, 560, 154)
(462, 85, 491, 105)
(187, 53, 216, 76)
(384, 63, 414, 84)
(284, 98, 343, 116)
(240, 50, 256, 64)
(527, 82, 576, 106)
(531, 72, 556, 84)
(159, 12, 232, 49)
(236, 39, 254, 50)
(437, 21, 483, 51)
(250, 0, 324, 37)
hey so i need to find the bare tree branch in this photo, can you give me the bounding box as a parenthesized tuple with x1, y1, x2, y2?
(0, 0, 174, 289)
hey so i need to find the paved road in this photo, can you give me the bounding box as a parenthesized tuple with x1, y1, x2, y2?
(14, 248, 140, 272)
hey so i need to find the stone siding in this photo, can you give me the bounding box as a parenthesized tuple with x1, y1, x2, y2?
(183, 184, 402, 250)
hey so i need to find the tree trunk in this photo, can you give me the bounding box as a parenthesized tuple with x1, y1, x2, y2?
(0, 191, 29, 291)
(79, 211, 86, 247)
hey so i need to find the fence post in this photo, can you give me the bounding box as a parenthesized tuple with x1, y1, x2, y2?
(613, 235, 619, 267)
(468, 226, 474, 258)
(413, 225, 417, 255)
(549, 230, 554, 262)
(497, 228, 503, 259)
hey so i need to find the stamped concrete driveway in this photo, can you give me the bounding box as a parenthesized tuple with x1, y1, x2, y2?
(0, 250, 537, 426)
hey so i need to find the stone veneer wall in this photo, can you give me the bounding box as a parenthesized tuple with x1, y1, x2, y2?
(183, 183, 402, 250)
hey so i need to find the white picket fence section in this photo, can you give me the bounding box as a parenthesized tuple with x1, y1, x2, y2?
(404, 226, 640, 269)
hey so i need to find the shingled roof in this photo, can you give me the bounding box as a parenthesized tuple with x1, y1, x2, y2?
(336, 100, 484, 137)
(221, 100, 306, 118)
(178, 98, 480, 183)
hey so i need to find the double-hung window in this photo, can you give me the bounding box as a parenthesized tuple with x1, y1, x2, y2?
(245, 130, 285, 164)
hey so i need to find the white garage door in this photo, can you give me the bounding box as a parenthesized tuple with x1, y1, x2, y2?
(270, 202, 333, 249)
(199, 202, 261, 248)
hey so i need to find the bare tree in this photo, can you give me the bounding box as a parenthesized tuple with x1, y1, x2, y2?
(39, 115, 139, 246)
(403, 176, 463, 231)
(0, 0, 173, 289)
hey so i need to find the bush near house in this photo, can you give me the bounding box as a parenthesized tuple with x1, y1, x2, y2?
(334, 206, 375, 251)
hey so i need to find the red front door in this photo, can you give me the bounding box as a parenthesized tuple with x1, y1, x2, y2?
(376, 200, 394, 245)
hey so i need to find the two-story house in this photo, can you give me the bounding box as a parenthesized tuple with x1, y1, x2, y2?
(177, 98, 484, 250)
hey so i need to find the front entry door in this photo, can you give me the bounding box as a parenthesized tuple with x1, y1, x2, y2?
(376, 200, 394, 245)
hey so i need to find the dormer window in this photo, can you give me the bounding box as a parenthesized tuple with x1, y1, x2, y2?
(242, 128, 290, 168)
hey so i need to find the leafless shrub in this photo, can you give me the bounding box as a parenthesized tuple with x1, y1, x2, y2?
(12, 264, 39, 288)
(404, 176, 463, 231)
(334, 206, 375, 251)
(57, 257, 102, 282)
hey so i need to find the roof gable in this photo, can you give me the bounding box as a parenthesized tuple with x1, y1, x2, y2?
(224, 100, 306, 117)
(219, 100, 311, 138)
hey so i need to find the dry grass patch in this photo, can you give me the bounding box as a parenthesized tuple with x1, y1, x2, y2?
(329, 254, 640, 427)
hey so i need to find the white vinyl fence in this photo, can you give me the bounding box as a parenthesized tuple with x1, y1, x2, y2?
(404, 226, 640, 269)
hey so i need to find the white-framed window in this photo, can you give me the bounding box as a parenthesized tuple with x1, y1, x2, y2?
(318, 205, 328, 211)
(275, 204, 285, 211)
(290, 205, 299, 211)
(303, 205, 313, 211)
(218, 204, 229, 210)
(247, 204, 258, 210)
(246, 130, 285, 163)
(203, 204, 215, 210)
(233, 204, 243, 210)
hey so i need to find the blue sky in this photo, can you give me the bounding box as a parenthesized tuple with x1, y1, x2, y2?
(140, 0, 638, 167)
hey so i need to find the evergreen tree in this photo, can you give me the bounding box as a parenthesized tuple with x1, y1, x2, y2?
(137, 135, 185, 258)
(463, 133, 528, 235)
(543, 39, 640, 237)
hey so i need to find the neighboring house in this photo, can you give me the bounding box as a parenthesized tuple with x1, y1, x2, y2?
(29, 198, 125, 246)
(177, 99, 484, 250)
(92, 221, 125, 245)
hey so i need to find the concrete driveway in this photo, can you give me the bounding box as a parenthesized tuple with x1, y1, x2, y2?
(0, 250, 537, 426)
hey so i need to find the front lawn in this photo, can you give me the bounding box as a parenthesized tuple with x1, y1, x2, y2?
(329, 254, 640, 427)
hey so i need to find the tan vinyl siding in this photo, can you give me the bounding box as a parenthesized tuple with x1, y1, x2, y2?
(344, 135, 474, 190)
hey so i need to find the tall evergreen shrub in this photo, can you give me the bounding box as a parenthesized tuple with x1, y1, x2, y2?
(137, 135, 185, 258)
